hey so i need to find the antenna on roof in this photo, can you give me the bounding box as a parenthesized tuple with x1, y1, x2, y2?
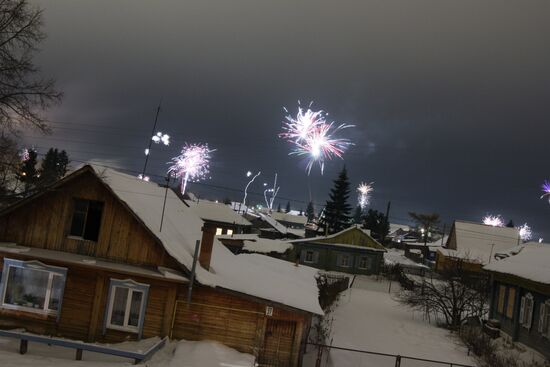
(159, 172, 172, 232)
(141, 99, 162, 178)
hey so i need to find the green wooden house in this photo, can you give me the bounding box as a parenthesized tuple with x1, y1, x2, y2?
(289, 225, 386, 275)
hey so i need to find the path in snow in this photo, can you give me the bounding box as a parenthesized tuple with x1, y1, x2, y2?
(306, 276, 477, 367)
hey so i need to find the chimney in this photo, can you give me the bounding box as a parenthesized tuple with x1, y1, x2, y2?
(199, 224, 216, 271)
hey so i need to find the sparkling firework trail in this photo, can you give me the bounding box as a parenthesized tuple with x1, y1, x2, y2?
(517, 223, 532, 241)
(263, 174, 280, 211)
(280, 103, 354, 175)
(243, 170, 261, 209)
(541, 180, 550, 203)
(357, 182, 374, 209)
(483, 215, 504, 227)
(168, 143, 214, 195)
(20, 148, 30, 161)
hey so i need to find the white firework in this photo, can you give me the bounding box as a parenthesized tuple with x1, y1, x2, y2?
(357, 182, 374, 209)
(483, 215, 504, 227)
(518, 223, 532, 241)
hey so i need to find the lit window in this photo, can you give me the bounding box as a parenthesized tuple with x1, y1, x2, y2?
(539, 300, 550, 337)
(0, 258, 67, 318)
(506, 288, 516, 319)
(215, 228, 223, 235)
(226, 229, 233, 235)
(69, 199, 104, 241)
(105, 279, 149, 336)
(520, 293, 534, 329)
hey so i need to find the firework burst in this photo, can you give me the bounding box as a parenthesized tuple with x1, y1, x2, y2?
(357, 182, 374, 209)
(152, 132, 170, 146)
(517, 223, 532, 241)
(280, 103, 354, 175)
(168, 143, 214, 195)
(541, 180, 550, 203)
(483, 215, 504, 227)
(20, 148, 30, 161)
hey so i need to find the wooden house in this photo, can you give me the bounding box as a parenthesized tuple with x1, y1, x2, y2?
(0, 165, 322, 367)
(436, 220, 520, 273)
(217, 234, 292, 258)
(289, 225, 386, 275)
(484, 243, 550, 360)
(186, 199, 252, 235)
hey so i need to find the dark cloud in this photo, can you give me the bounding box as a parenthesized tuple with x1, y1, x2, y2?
(26, 0, 550, 238)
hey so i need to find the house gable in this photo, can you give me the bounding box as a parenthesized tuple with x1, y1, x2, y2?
(0, 168, 180, 269)
(313, 227, 385, 250)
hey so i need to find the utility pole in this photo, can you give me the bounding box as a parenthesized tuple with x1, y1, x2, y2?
(382, 201, 391, 244)
(141, 101, 162, 178)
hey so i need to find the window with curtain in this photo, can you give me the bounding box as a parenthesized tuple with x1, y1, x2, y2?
(0, 258, 67, 316)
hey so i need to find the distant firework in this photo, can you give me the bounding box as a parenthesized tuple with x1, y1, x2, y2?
(243, 170, 261, 208)
(483, 215, 504, 227)
(20, 148, 30, 161)
(280, 103, 353, 175)
(152, 132, 170, 146)
(518, 223, 532, 241)
(168, 143, 214, 195)
(541, 180, 550, 203)
(357, 182, 374, 209)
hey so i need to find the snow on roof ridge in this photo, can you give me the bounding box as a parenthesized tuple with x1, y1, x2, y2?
(484, 243, 550, 285)
(87, 165, 322, 315)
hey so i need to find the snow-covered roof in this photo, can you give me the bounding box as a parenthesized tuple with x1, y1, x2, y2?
(289, 225, 372, 244)
(405, 236, 448, 249)
(484, 243, 550, 285)
(270, 211, 308, 225)
(389, 223, 410, 235)
(186, 200, 251, 226)
(384, 249, 429, 269)
(257, 212, 291, 234)
(443, 220, 520, 264)
(218, 234, 292, 254)
(82, 166, 322, 315)
(289, 225, 385, 252)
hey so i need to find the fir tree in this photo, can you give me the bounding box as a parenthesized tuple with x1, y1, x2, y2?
(506, 219, 515, 228)
(320, 166, 352, 234)
(285, 201, 291, 213)
(39, 148, 69, 186)
(353, 206, 363, 224)
(19, 149, 38, 189)
(306, 201, 315, 222)
(277, 203, 282, 212)
(362, 209, 390, 240)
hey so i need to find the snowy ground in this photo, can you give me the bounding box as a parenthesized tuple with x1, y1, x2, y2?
(0, 335, 255, 367)
(305, 276, 477, 367)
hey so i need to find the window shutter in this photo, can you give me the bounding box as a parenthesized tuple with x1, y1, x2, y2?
(520, 297, 526, 325)
(313, 251, 319, 263)
(539, 302, 546, 333)
(527, 297, 534, 329)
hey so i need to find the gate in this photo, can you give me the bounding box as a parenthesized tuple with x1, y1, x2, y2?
(258, 319, 297, 367)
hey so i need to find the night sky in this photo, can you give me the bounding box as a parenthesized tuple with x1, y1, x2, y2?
(25, 1, 550, 238)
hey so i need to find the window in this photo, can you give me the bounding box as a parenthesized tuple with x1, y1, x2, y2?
(105, 279, 149, 336)
(497, 285, 506, 314)
(226, 229, 233, 236)
(539, 300, 550, 337)
(506, 288, 516, 319)
(215, 228, 223, 236)
(338, 254, 350, 268)
(304, 251, 315, 263)
(69, 199, 104, 241)
(520, 293, 534, 329)
(0, 258, 67, 318)
(358, 256, 370, 269)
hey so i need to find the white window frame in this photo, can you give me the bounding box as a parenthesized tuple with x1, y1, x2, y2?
(358, 256, 369, 269)
(215, 228, 223, 236)
(339, 254, 350, 268)
(104, 279, 149, 337)
(304, 250, 315, 263)
(520, 293, 534, 329)
(0, 258, 67, 321)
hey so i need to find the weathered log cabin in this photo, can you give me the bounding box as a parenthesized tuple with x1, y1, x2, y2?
(0, 165, 322, 366)
(484, 243, 550, 360)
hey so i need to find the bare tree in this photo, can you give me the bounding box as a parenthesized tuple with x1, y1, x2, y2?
(0, 0, 61, 133)
(396, 259, 489, 330)
(408, 212, 440, 244)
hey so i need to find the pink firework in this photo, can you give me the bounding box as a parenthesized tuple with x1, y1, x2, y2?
(280, 103, 353, 175)
(20, 148, 30, 161)
(541, 180, 550, 203)
(168, 143, 214, 195)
